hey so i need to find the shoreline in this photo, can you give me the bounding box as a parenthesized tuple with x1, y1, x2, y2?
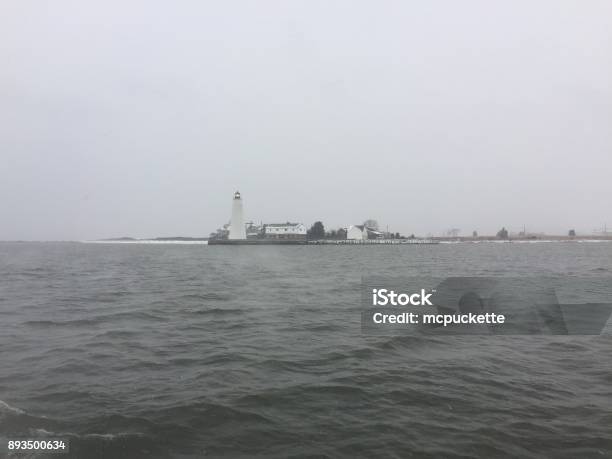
(75, 237, 612, 245)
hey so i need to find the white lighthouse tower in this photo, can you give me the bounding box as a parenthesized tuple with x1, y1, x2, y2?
(229, 191, 246, 240)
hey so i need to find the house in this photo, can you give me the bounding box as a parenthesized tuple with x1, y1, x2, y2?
(263, 222, 307, 239)
(347, 225, 367, 240)
(346, 225, 384, 240)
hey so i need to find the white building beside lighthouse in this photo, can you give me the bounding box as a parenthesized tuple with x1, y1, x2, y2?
(263, 222, 307, 239)
(229, 191, 246, 240)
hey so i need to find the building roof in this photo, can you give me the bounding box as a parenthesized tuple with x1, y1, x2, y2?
(348, 225, 383, 235)
(264, 222, 303, 227)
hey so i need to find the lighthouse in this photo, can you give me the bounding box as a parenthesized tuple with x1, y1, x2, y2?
(229, 191, 246, 240)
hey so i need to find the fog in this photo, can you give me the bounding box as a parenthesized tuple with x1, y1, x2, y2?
(1, 1, 611, 240)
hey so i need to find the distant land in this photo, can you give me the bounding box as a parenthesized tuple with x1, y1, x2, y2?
(94, 234, 612, 244)
(434, 235, 612, 242)
(101, 237, 209, 242)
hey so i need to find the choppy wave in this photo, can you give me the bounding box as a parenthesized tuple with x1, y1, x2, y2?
(0, 399, 25, 416)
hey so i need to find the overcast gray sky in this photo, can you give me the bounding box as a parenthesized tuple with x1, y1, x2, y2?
(1, 0, 611, 240)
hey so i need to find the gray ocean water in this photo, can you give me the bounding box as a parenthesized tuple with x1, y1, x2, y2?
(1, 242, 611, 458)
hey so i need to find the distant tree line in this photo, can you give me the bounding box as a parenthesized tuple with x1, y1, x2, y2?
(307, 221, 325, 240)
(497, 227, 509, 239)
(307, 221, 348, 240)
(307, 221, 410, 240)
